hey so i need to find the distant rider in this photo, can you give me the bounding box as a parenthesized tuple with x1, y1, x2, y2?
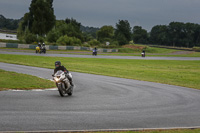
(42, 42, 46, 52)
(53, 61, 74, 86)
(93, 47, 97, 55)
(142, 50, 145, 57)
(38, 42, 41, 49)
(94, 47, 97, 52)
(42, 42, 45, 46)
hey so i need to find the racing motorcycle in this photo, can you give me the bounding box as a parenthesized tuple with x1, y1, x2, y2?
(40, 45, 46, 54)
(35, 45, 46, 54)
(35, 46, 40, 53)
(52, 70, 73, 97)
(141, 52, 145, 57)
(92, 49, 97, 56)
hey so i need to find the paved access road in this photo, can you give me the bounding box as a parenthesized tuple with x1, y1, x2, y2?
(1, 62, 200, 132)
(1, 51, 200, 60)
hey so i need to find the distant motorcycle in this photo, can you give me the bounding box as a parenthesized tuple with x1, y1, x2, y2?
(35, 46, 46, 54)
(52, 70, 73, 97)
(92, 49, 97, 56)
(141, 52, 145, 57)
(41, 45, 46, 54)
(141, 50, 145, 57)
(35, 46, 41, 53)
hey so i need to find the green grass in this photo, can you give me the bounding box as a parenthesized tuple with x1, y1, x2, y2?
(118, 46, 180, 54)
(0, 69, 55, 91)
(0, 54, 200, 89)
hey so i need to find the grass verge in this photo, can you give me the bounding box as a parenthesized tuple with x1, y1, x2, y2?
(0, 54, 199, 89)
(0, 69, 55, 91)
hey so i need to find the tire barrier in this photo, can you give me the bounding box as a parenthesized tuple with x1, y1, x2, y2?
(0, 43, 118, 52)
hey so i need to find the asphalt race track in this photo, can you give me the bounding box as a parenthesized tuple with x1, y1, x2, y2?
(1, 51, 200, 60)
(0, 62, 200, 132)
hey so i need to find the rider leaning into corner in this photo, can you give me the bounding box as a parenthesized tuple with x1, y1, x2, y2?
(53, 61, 74, 87)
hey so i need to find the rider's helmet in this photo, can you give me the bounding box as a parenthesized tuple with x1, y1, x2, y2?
(55, 61, 61, 68)
(43, 42, 45, 46)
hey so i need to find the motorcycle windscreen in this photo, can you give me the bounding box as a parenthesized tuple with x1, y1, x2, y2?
(55, 70, 64, 76)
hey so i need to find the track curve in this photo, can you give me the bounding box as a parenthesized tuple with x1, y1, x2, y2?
(0, 62, 200, 131)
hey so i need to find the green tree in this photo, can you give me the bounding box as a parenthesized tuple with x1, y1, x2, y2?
(65, 18, 81, 31)
(149, 22, 200, 47)
(24, 29, 37, 44)
(0, 14, 21, 30)
(132, 26, 148, 44)
(168, 22, 184, 47)
(19, 0, 55, 36)
(193, 24, 200, 46)
(115, 20, 132, 45)
(150, 25, 168, 45)
(97, 25, 114, 42)
(65, 18, 83, 41)
(56, 35, 81, 46)
(46, 28, 60, 43)
(30, 0, 56, 35)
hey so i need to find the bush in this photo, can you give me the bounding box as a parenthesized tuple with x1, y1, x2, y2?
(193, 47, 200, 52)
(24, 33, 37, 44)
(0, 39, 22, 44)
(46, 29, 60, 43)
(56, 35, 82, 46)
(82, 43, 91, 47)
(118, 48, 140, 53)
(88, 39, 101, 46)
(37, 36, 45, 43)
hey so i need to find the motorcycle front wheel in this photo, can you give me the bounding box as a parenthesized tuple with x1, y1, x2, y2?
(58, 83, 67, 97)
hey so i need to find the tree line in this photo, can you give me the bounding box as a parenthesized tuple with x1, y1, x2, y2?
(1, 0, 200, 48)
(149, 22, 200, 47)
(0, 14, 21, 30)
(97, 21, 200, 48)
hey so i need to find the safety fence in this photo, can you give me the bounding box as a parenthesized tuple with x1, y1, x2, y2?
(0, 43, 118, 52)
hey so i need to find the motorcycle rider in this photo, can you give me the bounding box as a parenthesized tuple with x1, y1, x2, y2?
(41, 42, 46, 52)
(38, 42, 41, 49)
(142, 50, 145, 57)
(93, 47, 97, 55)
(53, 61, 74, 87)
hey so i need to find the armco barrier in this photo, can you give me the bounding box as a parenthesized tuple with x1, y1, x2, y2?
(0, 43, 6, 47)
(29, 45, 37, 49)
(66, 46, 74, 50)
(0, 43, 118, 52)
(18, 44, 29, 49)
(49, 45, 58, 50)
(6, 43, 18, 48)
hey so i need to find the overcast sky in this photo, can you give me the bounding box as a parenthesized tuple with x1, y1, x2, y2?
(0, 0, 200, 31)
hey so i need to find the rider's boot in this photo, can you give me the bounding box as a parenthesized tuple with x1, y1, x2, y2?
(66, 73, 74, 87)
